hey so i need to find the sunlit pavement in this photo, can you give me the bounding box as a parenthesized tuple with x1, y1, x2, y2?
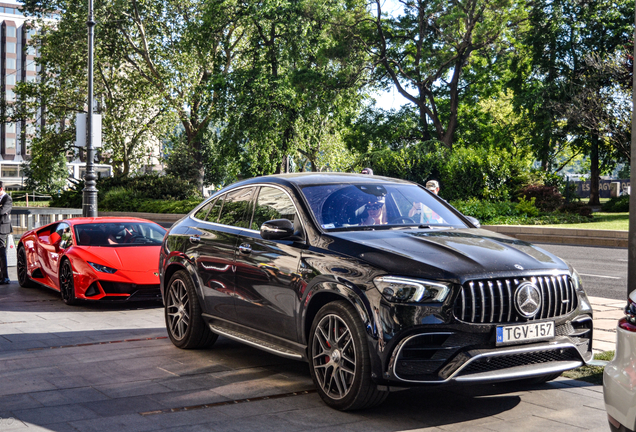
(589, 296, 624, 353)
(0, 270, 612, 432)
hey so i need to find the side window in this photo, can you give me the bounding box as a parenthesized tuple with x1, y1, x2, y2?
(56, 223, 73, 248)
(194, 197, 224, 223)
(194, 199, 215, 221)
(217, 187, 255, 229)
(252, 187, 299, 231)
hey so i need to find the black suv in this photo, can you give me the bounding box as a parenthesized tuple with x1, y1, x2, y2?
(159, 173, 593, 410)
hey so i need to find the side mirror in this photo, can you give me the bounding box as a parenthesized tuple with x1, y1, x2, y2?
(465, 216, 481, 228)
(49, 232, 61, 245)
(261, 219, 294, 240)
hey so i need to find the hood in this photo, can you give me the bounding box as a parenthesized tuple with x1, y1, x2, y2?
(76, 246, 160, 272)
(324, 228, 568, 282)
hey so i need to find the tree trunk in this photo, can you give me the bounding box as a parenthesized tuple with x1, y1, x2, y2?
(588, 133, 600, 206)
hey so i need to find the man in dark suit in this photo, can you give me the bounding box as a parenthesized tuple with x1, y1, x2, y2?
(0, 181, 12, 284)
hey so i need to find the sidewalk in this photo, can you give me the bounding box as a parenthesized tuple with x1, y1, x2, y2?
(590, 295, 625, 353)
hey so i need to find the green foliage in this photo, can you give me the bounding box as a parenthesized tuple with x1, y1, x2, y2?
(359, 142, 529, 202)
(602, 195, 630, 212)
(22, 131, 73, 194)
(49, 174, 200, 208)
(451, 198, 592, 225)
(99, 188, 202, 214)
(515, 196, 539, 217)
(516, 185, 563, 211)
(371, 0, 526, 148)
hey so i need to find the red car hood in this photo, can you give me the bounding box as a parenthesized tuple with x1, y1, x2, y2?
(75, 246, 160, 272)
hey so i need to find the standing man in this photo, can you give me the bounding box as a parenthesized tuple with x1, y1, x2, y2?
(0, 182, 12, 284)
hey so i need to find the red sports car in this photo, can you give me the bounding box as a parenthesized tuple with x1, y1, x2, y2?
(17, 217, 167, 304)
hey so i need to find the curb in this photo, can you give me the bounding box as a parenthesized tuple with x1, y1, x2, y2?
(484, 225, 628, 248)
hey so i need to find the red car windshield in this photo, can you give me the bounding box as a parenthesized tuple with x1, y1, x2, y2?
(74, 222, 166, 246)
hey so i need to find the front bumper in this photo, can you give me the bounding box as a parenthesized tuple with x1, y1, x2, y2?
(371, 291, 593, 386)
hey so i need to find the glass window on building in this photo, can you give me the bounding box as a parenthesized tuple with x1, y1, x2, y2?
(6, 42, 15, 54)
(26, 46, 36, 56)
(5, 8, 14, 14)
(6, 58, 15, 70)
(5, 74, 15, 85)
(26, 75, 36, 83)
(6, 26, 15, 38)
(6, 123, 15, 134)
(96, 167, 111, 178)
(1, 164, 18, 177)
(26, 123, 35, 135)
(26, 61, 36, 71)
(5, 138, 16, 152)
(5, 90, 15, 102)
(0, 8, 4, 13)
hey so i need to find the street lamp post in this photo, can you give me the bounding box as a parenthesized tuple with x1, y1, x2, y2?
(82, 0, 98, 217)
(629, 11, 636, 300)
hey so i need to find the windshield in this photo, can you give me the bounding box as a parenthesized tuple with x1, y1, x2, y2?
(74, 222, 167, 246)
(301, 183, 468, 231)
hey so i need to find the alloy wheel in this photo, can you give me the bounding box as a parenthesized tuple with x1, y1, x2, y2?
(311, 314, 357, 400)
(17, 248, 27, 284)
(166, 278, 190, 341)
(59, 261, 76, 304)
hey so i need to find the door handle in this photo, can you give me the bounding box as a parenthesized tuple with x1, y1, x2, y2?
(238, 243, 252, 254)
(189, 236, 201, 244)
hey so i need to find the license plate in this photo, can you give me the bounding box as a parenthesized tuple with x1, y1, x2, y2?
(496, 321, 554, 345)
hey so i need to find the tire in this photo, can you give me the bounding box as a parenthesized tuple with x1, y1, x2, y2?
(17, 245, 37, 288)
(308, 301, 388, 411)
(59, 259, 78, 305)
(165, 269, 218, 349)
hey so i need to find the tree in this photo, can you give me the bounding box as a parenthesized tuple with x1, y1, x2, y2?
(219, 0, 369, 176)
(371, 0, 525, 149)
(511, 0, 633, 205)
(22, 0, 244, 189)
(18, 0, 176, 181)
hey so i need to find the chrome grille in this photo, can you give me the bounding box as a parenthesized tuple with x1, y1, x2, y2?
(454, 275, 577, 324)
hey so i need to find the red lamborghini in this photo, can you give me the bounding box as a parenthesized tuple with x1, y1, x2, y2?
(17, 217, 167, 305)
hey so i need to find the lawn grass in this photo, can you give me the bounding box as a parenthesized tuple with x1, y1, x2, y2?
(561, 350, 615, 385)
(542, 212, 629, 230)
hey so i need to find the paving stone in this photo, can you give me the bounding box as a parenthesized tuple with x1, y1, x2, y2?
(143, 407, 232, 430)
(593, 340, 617, 352)
(11, 404, 100, 425)
(69, 413, 156, 432)
(29, 387, 111, 407)
(147, 389, 230, 409)
(0, 393, 42, 411)
(594, 319, 620, 330)
(78, 395, 166, 418)
(94, 380, 173, 399)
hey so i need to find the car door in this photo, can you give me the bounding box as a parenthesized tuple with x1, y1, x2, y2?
(48, 222, 74, 288)
(36, 223, 60, 288)
(234, 185, 304, 341)
(188, 187, 255, 323)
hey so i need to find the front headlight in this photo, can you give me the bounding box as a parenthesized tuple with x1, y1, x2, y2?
(88, 261, 118, 274)
(570, 267, 584, 292)
(373, 276, 451, 303)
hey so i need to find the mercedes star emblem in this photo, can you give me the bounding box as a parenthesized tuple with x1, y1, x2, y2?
(515, 282, 541, 318)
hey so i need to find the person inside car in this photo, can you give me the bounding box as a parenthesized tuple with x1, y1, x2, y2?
(361, 197, 386, 225)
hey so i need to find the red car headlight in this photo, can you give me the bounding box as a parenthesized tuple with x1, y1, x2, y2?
(88, 262, 118, 274)
(619, 290, 636, 332)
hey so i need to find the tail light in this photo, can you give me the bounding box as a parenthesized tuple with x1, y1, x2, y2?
(619, 290, 636, 332)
